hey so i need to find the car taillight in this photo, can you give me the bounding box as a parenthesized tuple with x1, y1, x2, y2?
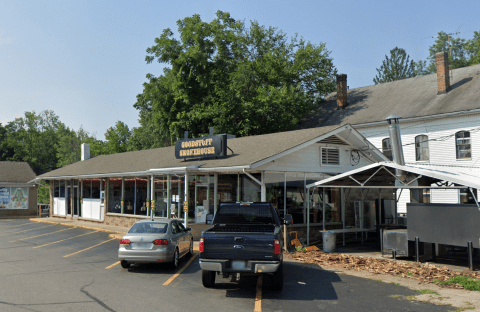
(120, 239, 131, 245)
(153, 239, 168, 245)
(199, 238, 204, 253)
(274, 239, 281, 255)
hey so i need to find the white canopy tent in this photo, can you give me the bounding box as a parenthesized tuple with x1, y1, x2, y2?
(304, 162, 480, 245)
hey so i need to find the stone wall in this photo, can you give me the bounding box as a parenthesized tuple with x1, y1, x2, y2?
(104, 214, 150, 228)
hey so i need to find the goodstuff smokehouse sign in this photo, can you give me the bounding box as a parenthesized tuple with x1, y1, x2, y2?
(175, 135, 226, 159)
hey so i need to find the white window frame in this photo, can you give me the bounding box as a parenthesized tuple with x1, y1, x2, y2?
(415, 135, 429, 162)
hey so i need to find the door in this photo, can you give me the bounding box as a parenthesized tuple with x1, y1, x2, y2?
(73, 187, 79, 216)
(66, 187, 72, 216)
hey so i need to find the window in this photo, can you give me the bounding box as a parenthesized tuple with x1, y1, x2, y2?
(382, 138, 392, 161)
(456, 131, 471, 159)
(415, 135, 429, 161)
(321, 147, 340, 165)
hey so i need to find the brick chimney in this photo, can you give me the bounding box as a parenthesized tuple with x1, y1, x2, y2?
(336, 74, 347, 109)
(435, 52, 450, 94)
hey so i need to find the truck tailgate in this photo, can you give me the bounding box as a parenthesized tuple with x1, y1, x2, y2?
(203, 232, 277, 260)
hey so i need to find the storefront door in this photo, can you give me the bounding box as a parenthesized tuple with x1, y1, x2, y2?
(66, 187, 71, 216)
(73, 186, 79, 216)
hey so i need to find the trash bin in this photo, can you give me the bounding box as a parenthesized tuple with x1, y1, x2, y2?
(322, 231, 336, 252)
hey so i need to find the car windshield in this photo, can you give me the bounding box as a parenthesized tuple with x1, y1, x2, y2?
(128, 222, 168, 234)
(215, 205, 275, 224)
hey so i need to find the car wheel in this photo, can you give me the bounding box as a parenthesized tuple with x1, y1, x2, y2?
(202, 270, 216, 288)
(271, 262, 283, 291)
(187, 239, 193, 257)
(171, 248, 179, 269)
(120, 260, 130, 269)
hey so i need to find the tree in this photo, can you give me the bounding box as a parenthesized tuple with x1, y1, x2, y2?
(466, 30, 480, 66)
(104, 121, 131, 154)
(426, 31, 469, 73)
(373, 47, 417, 84)
(135, 10, 337, 141)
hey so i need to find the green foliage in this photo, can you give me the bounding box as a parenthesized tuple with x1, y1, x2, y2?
(135, 10, 337, 141)
(373, 47, 417, 84)
(465, 30, 480, 66)
(104, 121, 131, 154)
(426, 31, 469, 73)
(416, 289, 439, 295)
(443, 275, 480, 291)
(37, 181, 50, 204)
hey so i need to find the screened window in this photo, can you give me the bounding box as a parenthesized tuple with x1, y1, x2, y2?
(456, 131, 471, 159)
(382, 138, 392, 161)
(321, 147, 340, 165)
(415, 135, 429, 161)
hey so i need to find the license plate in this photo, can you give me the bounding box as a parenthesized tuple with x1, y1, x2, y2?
(130, 243, 150, 249)
(231, 260, 246, 269)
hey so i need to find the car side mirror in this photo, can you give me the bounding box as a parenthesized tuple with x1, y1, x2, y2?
(206, 213, 214, 225)
(284, 214, 293, 225)
(185, 227, 191, 232)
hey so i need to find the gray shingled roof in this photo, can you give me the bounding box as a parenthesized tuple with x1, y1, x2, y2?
(0, 162, 36, 183)
(298, 63, 480, 129)
(38, 125, 341, 179)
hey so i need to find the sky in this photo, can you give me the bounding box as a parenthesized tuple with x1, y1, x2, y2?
(1, 0, 479, 140)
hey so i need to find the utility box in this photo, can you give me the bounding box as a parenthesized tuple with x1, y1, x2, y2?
(383, 229, 414, 257)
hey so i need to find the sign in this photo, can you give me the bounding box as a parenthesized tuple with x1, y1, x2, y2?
(175, 134, 227, 159)
(183, 201, 188, 212)
(0, 187, 10, 209)
(0, 187, 28, 209)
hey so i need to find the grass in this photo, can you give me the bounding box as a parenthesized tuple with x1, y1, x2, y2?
(376, 279, 382, 282)
(391, 295, 400, 299)
(449, 307, 474, 312)
(407, 272, 414, 277)
(443, 276, 480, 291)
(391, 282, 400, 286)
(406, 295, 416, 301)
(417, 289, 439, 295)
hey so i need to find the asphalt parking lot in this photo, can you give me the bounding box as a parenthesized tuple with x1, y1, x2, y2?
(0, 219, 452, 312)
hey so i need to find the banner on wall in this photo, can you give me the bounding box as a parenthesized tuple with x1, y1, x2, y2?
(0, 187, 28, 209)
(0, 187, 10, 208)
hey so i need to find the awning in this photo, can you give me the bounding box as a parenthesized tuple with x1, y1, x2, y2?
(306, 162, 480, 190)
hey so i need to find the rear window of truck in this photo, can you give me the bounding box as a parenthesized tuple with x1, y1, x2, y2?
(215, 205, 275, 224)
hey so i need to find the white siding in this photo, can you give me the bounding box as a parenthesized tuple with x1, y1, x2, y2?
(431, 188, 459, 204)
(257, 143, 374, 173)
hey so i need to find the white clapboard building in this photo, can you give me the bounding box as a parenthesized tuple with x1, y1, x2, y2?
(299, 52, 480, 213)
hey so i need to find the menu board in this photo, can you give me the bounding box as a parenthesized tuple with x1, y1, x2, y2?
(0, 187, 28, 209)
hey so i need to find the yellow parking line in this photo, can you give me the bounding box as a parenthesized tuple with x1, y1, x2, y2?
(64, 238, 116, 258)
(10, 228, 74, 242)
(1, 223, 36, 229)
(254, 275, 263, 312)
(163, 253, 198, 286)
(33, 231, 97, 249)
(0, 224, 55, 236)
(105, 261, 120, 269)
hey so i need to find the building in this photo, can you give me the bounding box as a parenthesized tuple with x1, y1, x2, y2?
(0, 161, 38, 217)
(35, 125, 388, 240)
(299, 52, 480, 213)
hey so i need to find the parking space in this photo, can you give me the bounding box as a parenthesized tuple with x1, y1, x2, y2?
(0, 219, 452, 312)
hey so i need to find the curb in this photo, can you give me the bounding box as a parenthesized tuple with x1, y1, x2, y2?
(29, 218, 127, 236)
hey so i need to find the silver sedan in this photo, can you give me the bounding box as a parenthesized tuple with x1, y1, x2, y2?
(118, 218, 193, 269)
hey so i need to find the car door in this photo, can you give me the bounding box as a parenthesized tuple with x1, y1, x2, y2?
(177, 222, 188, 255)
(170, 221, 182, 253)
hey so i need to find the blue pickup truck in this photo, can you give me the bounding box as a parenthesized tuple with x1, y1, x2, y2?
(199, 202, 291, 290)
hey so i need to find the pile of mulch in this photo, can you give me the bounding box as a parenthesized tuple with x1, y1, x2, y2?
(286, 251, 480, 289)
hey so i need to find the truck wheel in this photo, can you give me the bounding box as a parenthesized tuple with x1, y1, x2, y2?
(271, 263, 283, 290)
(202, 270, 216, 288)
